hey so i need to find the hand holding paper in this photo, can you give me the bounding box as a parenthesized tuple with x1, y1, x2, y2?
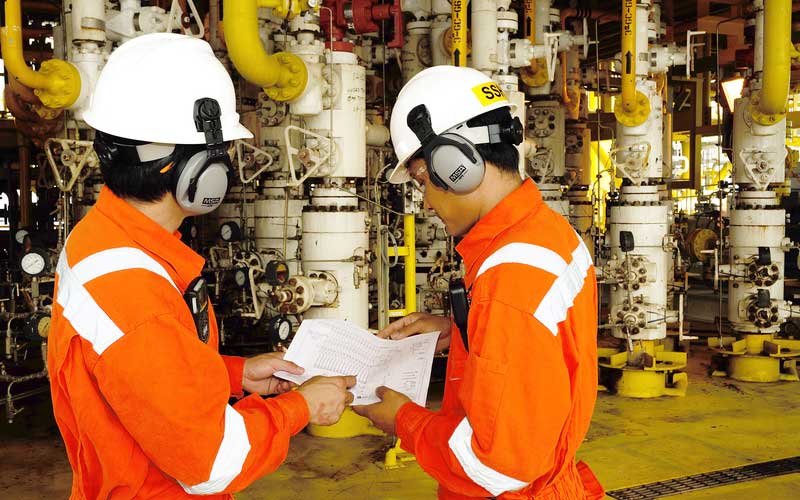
(274, 319, 439, 406)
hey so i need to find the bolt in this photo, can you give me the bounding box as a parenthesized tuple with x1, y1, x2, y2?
(297, 298, 305, 306)
(288, 278, 297, 286)
(289, 78, 299, 87)
(290, 305, 298, 313)
(278, 54, 289, 64)
(296, 286, 305, 294)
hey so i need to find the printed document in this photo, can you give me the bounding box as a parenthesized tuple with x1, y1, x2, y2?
(274, 319, 439, 406)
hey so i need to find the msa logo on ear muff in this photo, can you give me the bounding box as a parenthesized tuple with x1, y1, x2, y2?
(171, 98, 232, 215)
(407, 104, 485, 194)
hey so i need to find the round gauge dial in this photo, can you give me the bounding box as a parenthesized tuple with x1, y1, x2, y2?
(37, 316, 51, 338)
(20, 249, 47, 277)
(219, 221, 241, 242)
(234, 268, 248, 287)
(264, 260, 289, 286)
(269, 316, 293, 344)
(15, 229, 29, 245)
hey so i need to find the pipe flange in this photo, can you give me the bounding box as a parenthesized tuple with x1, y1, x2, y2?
(748, 91, 786, 126)
(263, 52, 308, 102)
(520, 63, 549, 87)
(35, 59, 82, 109)
(613, 90, 651, 127)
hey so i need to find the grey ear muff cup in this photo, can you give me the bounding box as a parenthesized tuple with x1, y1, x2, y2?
(427, 133, 485, 194)
(173, 151, 230, 215)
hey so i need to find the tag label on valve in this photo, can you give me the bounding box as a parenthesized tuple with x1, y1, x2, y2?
(472, 82, 508, 106)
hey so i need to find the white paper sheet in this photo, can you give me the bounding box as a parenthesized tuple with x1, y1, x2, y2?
(274, 319, 439, 406)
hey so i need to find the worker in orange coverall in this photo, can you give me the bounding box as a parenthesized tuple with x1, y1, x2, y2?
(48, 33, 355, 499)
(354, 65, 605, 500)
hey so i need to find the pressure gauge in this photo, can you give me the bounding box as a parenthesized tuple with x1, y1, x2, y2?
(264, 260, 289, 286)
(20, 248, 47, 277)
(15, 229, 29, 245)
(234, 268, 248, 288)
(219, 221, 241, 242)
(268, 316, 293, 345)
(36, 315, 51, 338)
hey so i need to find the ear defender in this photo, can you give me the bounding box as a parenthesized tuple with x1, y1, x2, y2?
(171, 98, 232, 215)
(407, 104, 486, 194)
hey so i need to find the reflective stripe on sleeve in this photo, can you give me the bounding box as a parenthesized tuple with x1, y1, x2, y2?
(179, 405, 252, 495)
(448, 417, 528, 496)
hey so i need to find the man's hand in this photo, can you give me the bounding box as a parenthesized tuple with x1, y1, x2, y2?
(378, 312, 452, 351)
(242, 352, 303, 395)
(297, 375, 357, 426)
(352, 387, 411, 435)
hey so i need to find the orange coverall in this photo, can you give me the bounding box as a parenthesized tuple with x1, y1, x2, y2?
(48, 187, 309, 499)
(395, 179, 603, 499)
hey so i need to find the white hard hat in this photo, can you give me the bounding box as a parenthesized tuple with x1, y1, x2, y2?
(83, 33, 253, 144)
(388, 66, 514, 184)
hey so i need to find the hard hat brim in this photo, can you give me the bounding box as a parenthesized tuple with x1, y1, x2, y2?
(388, 162, 412, 184)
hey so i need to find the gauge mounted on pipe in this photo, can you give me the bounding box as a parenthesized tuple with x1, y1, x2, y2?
(264, 260, 289, 286)
(15, 228, 30, 245)
(233, 267, 248, 288)
(20, 248, 48, 277)
(268, 315, 293, 347)
(219, 221, 242, 242)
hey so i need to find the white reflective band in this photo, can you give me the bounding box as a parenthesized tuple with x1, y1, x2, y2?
(448, 417, 528, 496)
(56, 254, 124, 355)
(72, 247, 179, 291)
(534, 241, 592, 335)
(55, 247, 179, 355)
(179, 405, 251, 495)
(475, 238, 592, 336)
(476, 242, 567, 279)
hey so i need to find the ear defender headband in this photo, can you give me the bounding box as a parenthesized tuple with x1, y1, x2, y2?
(171, 98, 232, 215)
(406, 104, 523, 194)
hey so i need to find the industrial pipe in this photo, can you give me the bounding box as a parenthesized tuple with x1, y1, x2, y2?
(223, 0, 310, 101)
(613, 0, 650, 127)
(0, 0, 81, 109)
(524, 0, 538, 73)
(451, 0, 467, 66)
(620, 0, 636, 114)
(752, 0, 792, 125)
(388, 214, 417, 318)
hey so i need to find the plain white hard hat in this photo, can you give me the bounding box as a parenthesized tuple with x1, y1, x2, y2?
(83, 33, 253, 144)
(388, 65, 514, 184)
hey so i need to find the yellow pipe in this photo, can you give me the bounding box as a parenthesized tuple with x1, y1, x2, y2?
(451, 0, 467, 66)
(388, 215, 416, 318)
(613, 0, 650, 127)
(0, 0, 80, 109)
(619, 0, 636, 114)
(751, 0, 792, 125)
(224, 0, 309, 101)
(524, 0, 538, 73)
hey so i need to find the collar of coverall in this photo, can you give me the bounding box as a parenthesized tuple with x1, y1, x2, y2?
(455, 178, 543, 286)
(94, 186, 206, 291)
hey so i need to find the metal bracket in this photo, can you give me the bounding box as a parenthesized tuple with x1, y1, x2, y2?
(235, 141, 275, 184)
(283, 125, 334, 187)
(685, 31, 706, 77)
(44, 138, 99, 192)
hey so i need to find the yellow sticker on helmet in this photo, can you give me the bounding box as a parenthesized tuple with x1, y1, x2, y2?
(471, 82, 508, 106)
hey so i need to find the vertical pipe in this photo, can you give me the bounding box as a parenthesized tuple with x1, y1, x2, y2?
(17, 134, 31, 228)
(403, 214, 417, 314)
(757, 0, 791, 118)
(471, 0, 497, 72)
(451, 0, 467, 66)
(620, 0, 637, 113)
(524, 0, 538, 72)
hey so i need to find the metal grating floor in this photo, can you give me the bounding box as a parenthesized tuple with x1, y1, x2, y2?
(606, 456, 800, 500)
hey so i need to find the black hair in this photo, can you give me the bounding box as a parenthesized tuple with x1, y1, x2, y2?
(466, 107, 519, 175)
(95, 132, 200, 203)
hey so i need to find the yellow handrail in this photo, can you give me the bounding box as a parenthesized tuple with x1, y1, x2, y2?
(751, 0, 791, 125)
(388, 214, 417, 318)
(223, 0, 310, 101)
(0, 0, 80, 109)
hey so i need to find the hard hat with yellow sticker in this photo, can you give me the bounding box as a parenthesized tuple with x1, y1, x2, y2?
(388, 65, 515, 183)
